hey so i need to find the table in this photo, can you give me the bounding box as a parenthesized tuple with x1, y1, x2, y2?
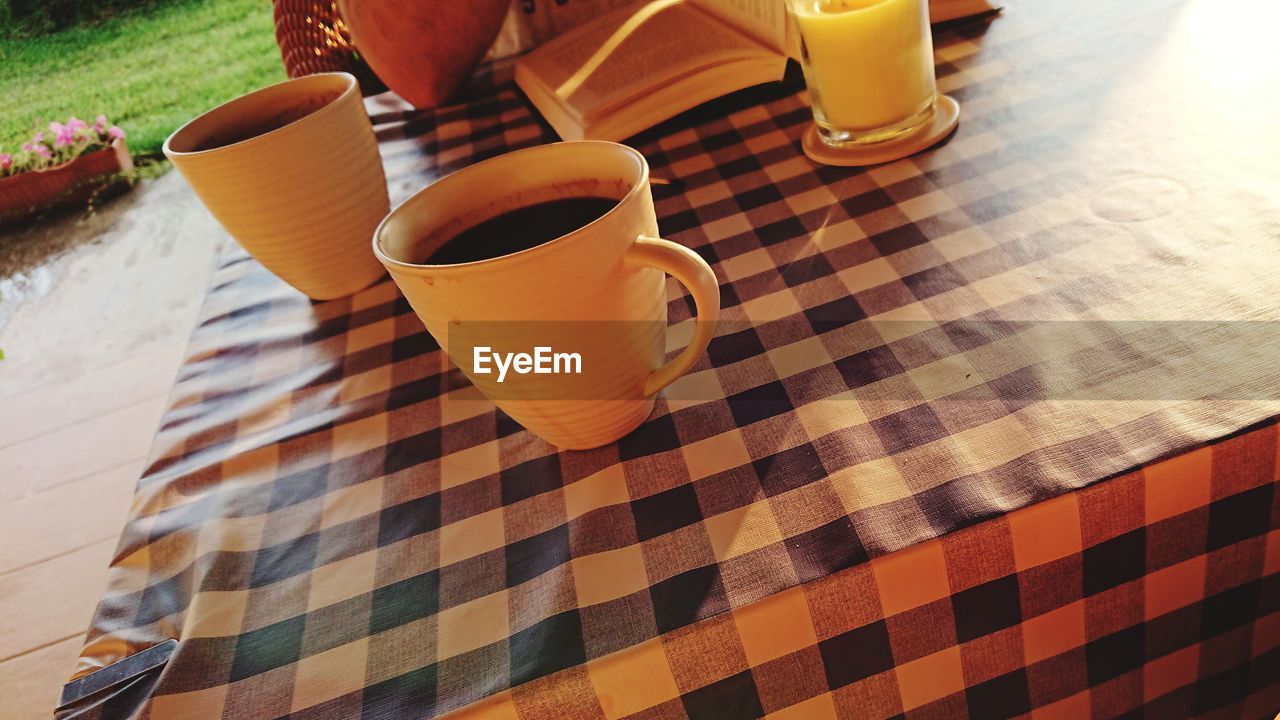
(58, 0, 1280, 717)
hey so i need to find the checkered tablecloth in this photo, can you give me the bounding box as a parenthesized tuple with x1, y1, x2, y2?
(59, 0, 1280, 717)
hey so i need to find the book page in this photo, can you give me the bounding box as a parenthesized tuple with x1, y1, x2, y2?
(524, 0, 776, 119)
(929, 0, 998, 23)
(489, 0, 639, 60)
(689, 0, 786, 52)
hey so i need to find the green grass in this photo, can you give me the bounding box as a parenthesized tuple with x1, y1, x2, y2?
(0, 0, 286, 158)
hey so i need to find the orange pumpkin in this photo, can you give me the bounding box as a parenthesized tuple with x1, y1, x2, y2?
(335, 0, 509, 109)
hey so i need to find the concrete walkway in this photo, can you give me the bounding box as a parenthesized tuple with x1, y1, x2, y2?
(0, 171, 226, 719)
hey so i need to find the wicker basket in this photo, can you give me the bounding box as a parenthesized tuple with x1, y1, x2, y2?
(272, 0, 386, 95)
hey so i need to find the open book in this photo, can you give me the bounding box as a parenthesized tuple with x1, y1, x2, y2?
(514, 0, 996, 142)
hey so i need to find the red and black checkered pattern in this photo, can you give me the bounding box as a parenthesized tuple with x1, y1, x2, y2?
(58, 0, 1280, 717)
(448, 421, 1280, 720)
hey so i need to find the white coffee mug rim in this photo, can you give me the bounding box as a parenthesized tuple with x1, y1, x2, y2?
(373, 140, 650, 273)
(163, 72, 358, 159)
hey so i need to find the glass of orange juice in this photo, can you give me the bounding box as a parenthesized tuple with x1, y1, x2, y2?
(788, 0, 938, 147)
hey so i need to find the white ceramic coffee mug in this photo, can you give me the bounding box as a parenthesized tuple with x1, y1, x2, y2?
(164, 72, 388, 300)
(373, 141, 719, 449)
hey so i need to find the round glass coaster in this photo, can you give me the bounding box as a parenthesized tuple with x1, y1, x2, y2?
(802, 95, 960, 167)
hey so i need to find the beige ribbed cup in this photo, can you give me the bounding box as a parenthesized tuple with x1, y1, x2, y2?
(164, 72, 388, 300)
(374, 142, 720, 450)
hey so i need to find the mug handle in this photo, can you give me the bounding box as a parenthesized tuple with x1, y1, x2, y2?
(625, 236, 720, 398)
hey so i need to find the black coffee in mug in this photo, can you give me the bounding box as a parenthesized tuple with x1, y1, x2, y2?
(424, 196, 618, 265)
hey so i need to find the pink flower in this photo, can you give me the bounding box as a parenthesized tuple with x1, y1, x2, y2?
(94, 115, 107, 133)
(0, 154, 10, 170)
(52, 123, 75, 147)
(21, 143, 34, 153)
(31, 132, 44, 144)
(108, 126, 125, 140)
(67, 117, 87, 132)
(34, 145, 52, 159)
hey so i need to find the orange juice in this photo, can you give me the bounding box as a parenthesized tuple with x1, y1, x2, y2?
(790, 0, 937, 144)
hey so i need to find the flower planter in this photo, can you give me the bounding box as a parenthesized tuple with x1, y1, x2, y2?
(0, 139, 133, 227)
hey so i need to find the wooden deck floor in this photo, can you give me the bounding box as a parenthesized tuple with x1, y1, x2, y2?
(0, 173, 225, 719)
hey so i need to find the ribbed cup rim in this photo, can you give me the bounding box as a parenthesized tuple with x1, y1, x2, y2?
(163, 72, 358, 158)
(373, 140, 650, 273)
